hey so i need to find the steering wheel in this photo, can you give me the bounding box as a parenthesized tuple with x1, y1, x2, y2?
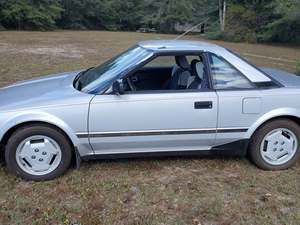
(126, 76, 137, 91)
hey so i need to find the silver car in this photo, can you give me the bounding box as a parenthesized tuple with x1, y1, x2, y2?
(1, 40, 300, 180)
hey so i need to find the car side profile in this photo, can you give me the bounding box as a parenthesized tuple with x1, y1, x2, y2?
(1, 40, 300, 180)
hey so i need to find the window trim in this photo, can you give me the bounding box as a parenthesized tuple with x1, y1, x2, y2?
(122, 88, 214, 95)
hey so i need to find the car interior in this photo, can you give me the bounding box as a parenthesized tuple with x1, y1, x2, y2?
(123, 54, 209, 92)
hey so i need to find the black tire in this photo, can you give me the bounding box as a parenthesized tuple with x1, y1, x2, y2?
(5, 124, 72, 181)
(248, 119, 300, 170)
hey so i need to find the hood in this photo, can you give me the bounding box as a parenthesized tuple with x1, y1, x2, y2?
(260, 67, 300, 87)
(0, 70, 92, 112)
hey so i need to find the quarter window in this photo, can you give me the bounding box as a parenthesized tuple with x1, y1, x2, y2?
(209, 54, 253, 89)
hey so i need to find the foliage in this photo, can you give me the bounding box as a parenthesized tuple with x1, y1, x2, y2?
(224, 4, 257, 42)
(58, 0, 116, 30)
(0, 0, 62, 30)
(296, 59, 300, 75)
(0, 23, 5, 31)
(206, 0, 300, 44)
(258, 0, 300, 43)
(109, 0, 144, 31)
(0, 0, 299, 43)
(142, 0, 195, 33)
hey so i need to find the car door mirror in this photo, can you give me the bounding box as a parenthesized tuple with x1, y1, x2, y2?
(112, 80, 125, 95)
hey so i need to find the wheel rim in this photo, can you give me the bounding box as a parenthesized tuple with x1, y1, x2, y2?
(15, 135, 62, 176)
(260, 128, 298, 166)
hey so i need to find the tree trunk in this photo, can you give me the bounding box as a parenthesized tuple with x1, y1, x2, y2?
(222, 0, 226, 31)
(219, 0, 223, 31)
(219, 0, 226, 31)
(18, 19, 21, 31)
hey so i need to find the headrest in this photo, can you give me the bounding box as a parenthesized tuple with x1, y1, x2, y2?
(175, 56, 190, 70)
(191, 59, 204, 80)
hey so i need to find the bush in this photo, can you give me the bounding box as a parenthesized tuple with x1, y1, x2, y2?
(296, 59, 300, 75)
(63, 22, 87, 30)
(206, 29, 225, 40)
(0, 23, 5, 31)
(206, 28, 256, 43)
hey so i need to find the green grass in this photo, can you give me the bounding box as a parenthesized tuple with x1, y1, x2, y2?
(0, 31, 300, 225)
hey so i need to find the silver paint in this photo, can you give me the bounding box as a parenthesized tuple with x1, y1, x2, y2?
(0, 40, 299, 160)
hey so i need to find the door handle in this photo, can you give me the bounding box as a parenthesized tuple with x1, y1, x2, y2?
(194, 101, 213, 109)
(131, 75, 138, 82)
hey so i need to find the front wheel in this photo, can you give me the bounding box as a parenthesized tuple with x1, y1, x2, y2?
(5, 124, 72, 181)
(249, 119, 300, 170)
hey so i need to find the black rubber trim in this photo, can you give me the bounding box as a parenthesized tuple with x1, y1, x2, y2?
(81, 139, 249, 161)
(217, 128, 248, 133)
(254, 81, 280, 88)
(211, 139, 249, 156)
(77, 133, 90, 138)
(74, 147, 82, 169)
(77, 128, 248, 138)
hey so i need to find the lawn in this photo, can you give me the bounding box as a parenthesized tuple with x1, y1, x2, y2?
(0, 31, 300, 225)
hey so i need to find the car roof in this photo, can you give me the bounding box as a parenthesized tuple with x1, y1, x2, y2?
(138, 40, 272, 83)
(138, 40, 225, 53)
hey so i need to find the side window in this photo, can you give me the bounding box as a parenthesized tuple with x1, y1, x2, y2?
(123, 54, 206, 92)
(145, 55, 201, 68)
(146, 56, 175, 67)
(209, 54, 253, 89)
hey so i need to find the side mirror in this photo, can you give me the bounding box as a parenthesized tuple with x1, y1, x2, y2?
(112, 80, 125, 95)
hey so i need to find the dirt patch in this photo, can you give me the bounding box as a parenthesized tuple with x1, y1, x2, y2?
(0, 42, 96, 58)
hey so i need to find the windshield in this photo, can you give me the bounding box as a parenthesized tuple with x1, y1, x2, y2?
(76, 46, 152, 93)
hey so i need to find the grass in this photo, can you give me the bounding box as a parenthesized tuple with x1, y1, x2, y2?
(0, 31, 300, 225)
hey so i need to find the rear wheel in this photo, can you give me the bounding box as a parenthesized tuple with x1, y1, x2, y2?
(249, 119, 300, 170)
(5, 124, 72, 181)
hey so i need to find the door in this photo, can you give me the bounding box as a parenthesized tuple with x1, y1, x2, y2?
(88, 91, 218, 154)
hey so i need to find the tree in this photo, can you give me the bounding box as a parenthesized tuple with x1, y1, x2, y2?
(142, 0, 195, 33)
(225, 4, 257, 42)
(109, 0, 143, 30)
(0, 0, 62, 30)
(58, 0, 114, 30)
(260, 0, 300, 43)
(0, 0, 299, 44)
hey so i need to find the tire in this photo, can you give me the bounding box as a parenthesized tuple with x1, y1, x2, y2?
(5, 124, 72, 181)
(249, 119, 300, 170)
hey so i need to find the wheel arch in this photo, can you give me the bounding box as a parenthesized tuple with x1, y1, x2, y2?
(0, 112, 80, 149)
(246, 108, 300, 140)
(1, 121, 76, 148)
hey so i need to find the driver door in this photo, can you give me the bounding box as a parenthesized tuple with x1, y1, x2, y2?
(88, 53, 218, 155)
(88, 91, 218, 154)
